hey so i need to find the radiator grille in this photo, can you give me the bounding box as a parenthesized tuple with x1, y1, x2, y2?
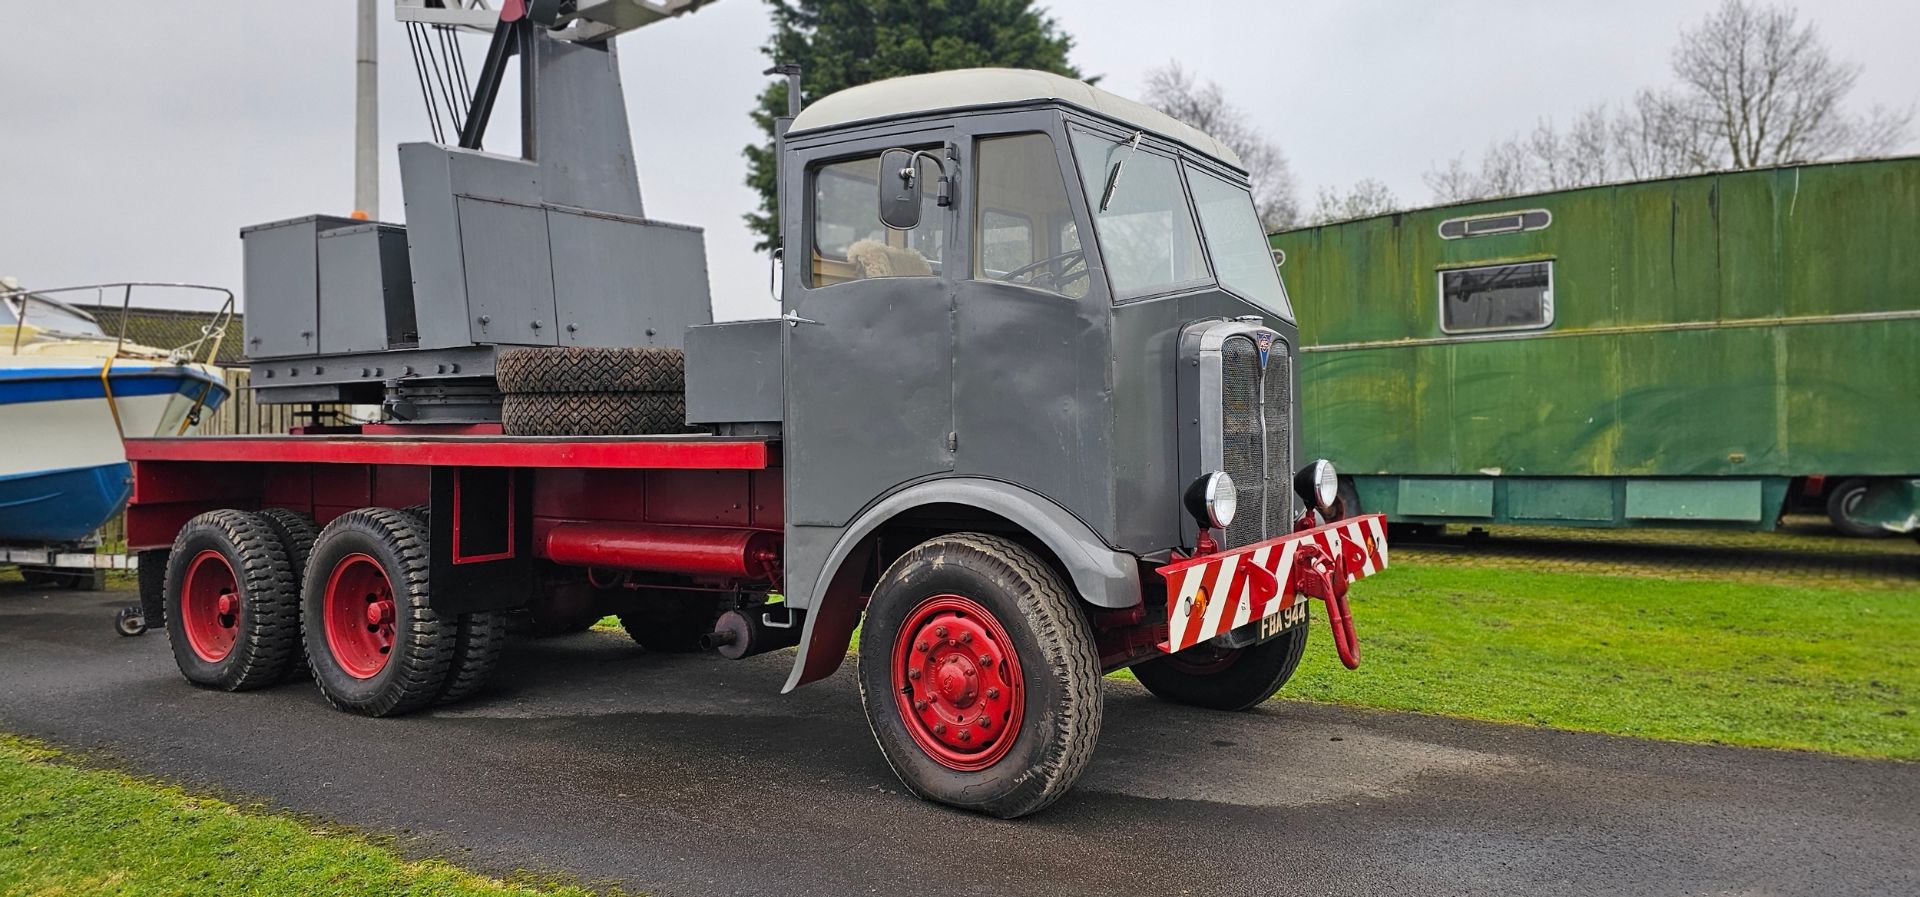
(1217, 334, 1293, 548)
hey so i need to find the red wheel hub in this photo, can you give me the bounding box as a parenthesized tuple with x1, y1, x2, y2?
(323, 553, 398, 679)
(180, 549, 241, 663)
(892, 594, 1024, 771)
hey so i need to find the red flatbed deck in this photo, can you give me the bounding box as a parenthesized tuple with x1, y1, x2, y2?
(124, 435, 778, 470)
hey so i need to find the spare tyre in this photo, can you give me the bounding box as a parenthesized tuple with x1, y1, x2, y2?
(495, 346, 686, 394)
(501, 392, 690, 436)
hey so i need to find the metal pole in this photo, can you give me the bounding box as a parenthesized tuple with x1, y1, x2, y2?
(354, 0, 379, 219)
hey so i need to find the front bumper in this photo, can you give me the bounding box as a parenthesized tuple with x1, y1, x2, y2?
(1154, 514, 1389, 667)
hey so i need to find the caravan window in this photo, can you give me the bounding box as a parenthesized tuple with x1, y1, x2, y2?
(1439, 261, 1554, 333)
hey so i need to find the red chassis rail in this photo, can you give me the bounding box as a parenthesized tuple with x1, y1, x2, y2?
(123, 434, 774, 470)
(1155, 514, 1389, 668)
(122, 435, 783, 556)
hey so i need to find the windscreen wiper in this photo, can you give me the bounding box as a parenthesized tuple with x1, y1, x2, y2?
(1098, 131, 1144, 212)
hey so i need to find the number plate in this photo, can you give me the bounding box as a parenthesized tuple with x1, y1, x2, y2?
(1258, 600, 1311, 640)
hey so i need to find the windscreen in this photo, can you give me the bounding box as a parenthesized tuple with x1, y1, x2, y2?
(1187, 166, 1293, 319)
(1070, 131, 1208, 300)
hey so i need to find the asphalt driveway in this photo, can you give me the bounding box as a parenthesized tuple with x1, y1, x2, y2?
(2, 585, 1914, 897)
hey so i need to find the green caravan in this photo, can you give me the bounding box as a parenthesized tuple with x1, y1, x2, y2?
(1270, 156, 1920, 538)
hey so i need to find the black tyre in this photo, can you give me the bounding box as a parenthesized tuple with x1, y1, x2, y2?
(137, 548, 170, 628)
(258, 508, 321, 675)
(617, 590, 720, 652)
(495, 346, 686, 394)
(1133, 624, 1310, 711)
(501, 392, 689, 436)
(21, 567, 98, 589)
(856, 533, 1102, 818)
(257, 508, 320, 574)
(387, 505, 505, 705)
(436, 606, 507, 704)
(164, 510, 303, 691)
(1826, 478, 1892, 538)
(301, 508, 452, 716)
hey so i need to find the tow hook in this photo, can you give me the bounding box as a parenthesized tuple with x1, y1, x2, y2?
(1293, 544, 1360, 669)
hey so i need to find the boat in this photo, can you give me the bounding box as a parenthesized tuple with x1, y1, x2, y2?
(0, 282, 232, 543)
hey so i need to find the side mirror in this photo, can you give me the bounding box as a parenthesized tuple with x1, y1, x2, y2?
(877, 148, 922, 230)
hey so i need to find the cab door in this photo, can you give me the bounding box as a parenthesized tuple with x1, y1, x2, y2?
(950, 120, 1113, 522)
(784, 129, 957, 527)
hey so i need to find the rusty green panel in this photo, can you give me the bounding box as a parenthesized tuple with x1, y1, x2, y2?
(1396, 478, 1493, 517)
(1275, 156, 1920, 520)
(1506, 478, 1614, 521)
(1624, 479, 1765, 522)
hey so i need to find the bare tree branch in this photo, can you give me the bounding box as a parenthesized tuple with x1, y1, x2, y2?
(1424, 0, 1914, 204)
(1306, 178, 1399, 225)
(1142, 61, 1302, 230)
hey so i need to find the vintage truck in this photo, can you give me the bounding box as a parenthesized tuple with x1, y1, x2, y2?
(123, 0, 1388, 817)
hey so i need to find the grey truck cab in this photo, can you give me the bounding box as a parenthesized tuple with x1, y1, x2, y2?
(700, 69, 1334, 673)
(682, 69, 1387, 812)
(156, 3, 1387, 819)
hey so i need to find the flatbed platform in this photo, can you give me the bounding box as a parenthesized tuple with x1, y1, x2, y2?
(124, 435, 779, 470)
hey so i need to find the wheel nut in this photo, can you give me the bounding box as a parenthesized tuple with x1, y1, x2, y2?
(907, 668, 920, 680)
(961, 631, 974, 644)
(977, 715, 990, 727)
(979, 654, 992, 665)
(958, 729, 972, 743)
(915, 641, 928, 652)
(934, 626, 948, 638)
(914, 700, 928, 711)
(986, 687, 1000, 699)
(933, 723, 947, 735)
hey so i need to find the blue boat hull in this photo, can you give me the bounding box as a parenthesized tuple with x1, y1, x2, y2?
(0, 463, 133, 543)
(0, 359, 227, 544)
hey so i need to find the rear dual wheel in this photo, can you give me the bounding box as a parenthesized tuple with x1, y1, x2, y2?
(300, 508, 505, 716)
(164, 510, 304, 691)
(857, 533, 1102, 819)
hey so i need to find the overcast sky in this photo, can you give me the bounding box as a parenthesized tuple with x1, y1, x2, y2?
(3, 0, 1915, 321)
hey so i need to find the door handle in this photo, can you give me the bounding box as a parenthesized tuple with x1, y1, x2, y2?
(781, 310, 822, 327)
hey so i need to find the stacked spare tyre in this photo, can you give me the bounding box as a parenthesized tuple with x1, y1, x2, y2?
(495, 346, 695, 436)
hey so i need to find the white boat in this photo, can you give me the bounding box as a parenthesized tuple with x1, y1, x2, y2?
(0, 282, 232, 543)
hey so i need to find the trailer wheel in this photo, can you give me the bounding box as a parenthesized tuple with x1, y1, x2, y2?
(495, 345, 686, 394)
(1132, 624, 1310, 711)
(857, 533, 1102, 818)
(164, 510, 303, 691)
(302, 508, 452, 716)
(137, 548, 170, 629)
(1826, 478, 1893, 538)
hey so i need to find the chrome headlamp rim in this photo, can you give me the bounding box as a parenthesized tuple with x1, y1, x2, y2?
(1295, 459, 1338, 512)
(1184, 470, 1238, 530)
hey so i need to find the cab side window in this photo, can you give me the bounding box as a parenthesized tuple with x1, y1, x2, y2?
(811, 153, 944, 287)
(972, 133, 1087, 298)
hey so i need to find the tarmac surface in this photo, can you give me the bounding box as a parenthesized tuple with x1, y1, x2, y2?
(3, 584, 1916, 897)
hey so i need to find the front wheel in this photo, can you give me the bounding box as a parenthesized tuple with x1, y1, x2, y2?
(1133, 624, 1309, 711)
(856, 533, 1102, 818)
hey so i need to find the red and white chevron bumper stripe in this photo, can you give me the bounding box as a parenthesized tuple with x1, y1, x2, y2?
(1155, 513, 1389, 655)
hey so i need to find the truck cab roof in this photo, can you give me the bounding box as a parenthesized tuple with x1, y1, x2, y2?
(788, 68, 1245, 172)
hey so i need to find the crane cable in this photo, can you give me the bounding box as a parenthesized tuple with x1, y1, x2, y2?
(404, 22, 474, 145)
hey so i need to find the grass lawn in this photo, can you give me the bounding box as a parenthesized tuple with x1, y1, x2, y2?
(1269, 565, 1919, 759)
(593, 565, 1916, 758)
(0, 736, 598, 897)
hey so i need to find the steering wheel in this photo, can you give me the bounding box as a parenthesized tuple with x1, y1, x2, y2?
(996, 249, 1088, 292)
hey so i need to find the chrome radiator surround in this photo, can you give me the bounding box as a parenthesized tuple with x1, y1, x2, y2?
(1178, 318, 1295, 549)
